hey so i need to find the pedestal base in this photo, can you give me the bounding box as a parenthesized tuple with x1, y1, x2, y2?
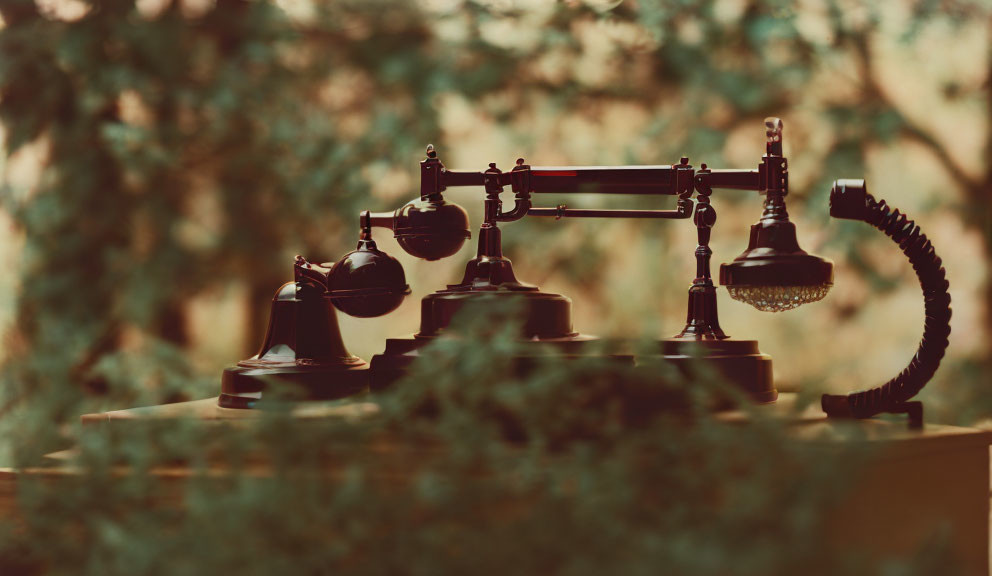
(372, 286, 601, 389)
(369, 334, 606, 391)
(652, 338, 776, 404)
(220, 361, 369, 409)
(371, 336, 774, 405)
(417, 289, 578, 339)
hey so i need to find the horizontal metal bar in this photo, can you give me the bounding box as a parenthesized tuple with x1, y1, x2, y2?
(438, 164, 686, 197)
(698, 169, 761, 191)
(442, 170, 486, 188)
(528, 207, 689, 219)
(529, 165, 676, 195)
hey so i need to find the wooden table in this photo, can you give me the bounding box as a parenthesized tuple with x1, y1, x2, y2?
(1, 394, 989, 574)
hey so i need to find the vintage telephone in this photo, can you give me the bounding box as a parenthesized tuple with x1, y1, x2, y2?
(220, 118, 951, 426)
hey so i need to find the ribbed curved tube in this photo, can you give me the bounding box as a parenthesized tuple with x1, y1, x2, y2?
(821, 194, 952, 423)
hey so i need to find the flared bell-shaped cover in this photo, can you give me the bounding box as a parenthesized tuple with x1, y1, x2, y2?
(219, 281, 368, 409)
(719, 215, 833, 312)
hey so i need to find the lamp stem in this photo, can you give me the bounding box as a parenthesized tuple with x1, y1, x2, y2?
(760, 191, 790, 221)
(477, 163, 504, 258)
(676, 170, 727, 340)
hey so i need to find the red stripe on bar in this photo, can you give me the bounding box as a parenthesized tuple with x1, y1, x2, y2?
(533, 170, 577, 176)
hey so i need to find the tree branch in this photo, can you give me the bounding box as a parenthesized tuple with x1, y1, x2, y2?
(852, 31, 984, 200)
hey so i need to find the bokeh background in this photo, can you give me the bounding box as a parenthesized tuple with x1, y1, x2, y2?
(2, 0, 988, 421)
(0, 1, 989, 574)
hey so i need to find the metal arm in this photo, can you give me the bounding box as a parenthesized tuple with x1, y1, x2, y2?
(524, 157, 695, 220)
(355, 118, 798, 345)
(524, 160, 693, 219)
(421, 149, 697, 221)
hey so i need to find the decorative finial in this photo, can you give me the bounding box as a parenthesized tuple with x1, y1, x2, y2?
(426, 144, 436, 159)
(516, 158, 525, 166)
(357, 211, 376, 249)
(764, 117, 784, 156)
(764, 117, 783, 143)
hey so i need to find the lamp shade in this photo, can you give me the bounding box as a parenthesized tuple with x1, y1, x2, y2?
(720, 217, 833, 312)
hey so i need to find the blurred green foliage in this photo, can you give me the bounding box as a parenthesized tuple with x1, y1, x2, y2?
(0, 303, 963, 575)
(0, 0, 987, 573)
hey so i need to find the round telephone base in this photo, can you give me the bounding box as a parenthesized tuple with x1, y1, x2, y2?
(418, 289, 578, 340)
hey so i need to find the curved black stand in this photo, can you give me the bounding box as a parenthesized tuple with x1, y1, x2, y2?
(821, 181, 952, 428)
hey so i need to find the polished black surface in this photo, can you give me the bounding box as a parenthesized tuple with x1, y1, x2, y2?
(327, 235, 410, 318)
(221, 118, 939, 425)
(719, 218, 834, 288)
(220, 264, 369, 409)
(393, 197, 471, 261)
